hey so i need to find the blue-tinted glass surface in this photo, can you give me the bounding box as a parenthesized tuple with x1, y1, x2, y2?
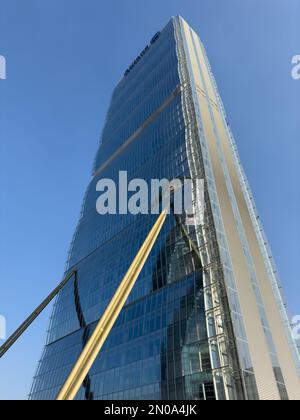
(30, 19, 216, 401)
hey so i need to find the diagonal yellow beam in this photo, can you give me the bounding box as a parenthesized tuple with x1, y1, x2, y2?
(56, 210, 167, 401)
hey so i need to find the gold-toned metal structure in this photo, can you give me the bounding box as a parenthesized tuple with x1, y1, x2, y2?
(178, 17, 300, 399)
(56, 210, 167, 401)
(0, 270, 77, 359)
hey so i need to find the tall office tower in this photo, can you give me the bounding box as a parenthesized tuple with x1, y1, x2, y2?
(30, 17, 300, 400)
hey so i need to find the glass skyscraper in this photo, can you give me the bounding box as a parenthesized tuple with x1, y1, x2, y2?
(30, 16, 300, 400)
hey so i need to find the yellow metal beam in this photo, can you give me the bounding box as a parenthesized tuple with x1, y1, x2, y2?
(56, 211, 167, 401)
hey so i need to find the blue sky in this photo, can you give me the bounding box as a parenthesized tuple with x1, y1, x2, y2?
(0, 0, 299, 400)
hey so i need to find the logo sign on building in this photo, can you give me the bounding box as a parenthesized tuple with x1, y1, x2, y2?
(0, 55, 6, 80)
(124, 31, 161, 76)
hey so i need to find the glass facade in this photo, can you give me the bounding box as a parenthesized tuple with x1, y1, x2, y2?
(30, 16, 300, 400)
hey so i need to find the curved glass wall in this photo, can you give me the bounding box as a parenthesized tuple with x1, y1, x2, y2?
(30, 19, 218, 401)
(30, 16, 300, 401)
